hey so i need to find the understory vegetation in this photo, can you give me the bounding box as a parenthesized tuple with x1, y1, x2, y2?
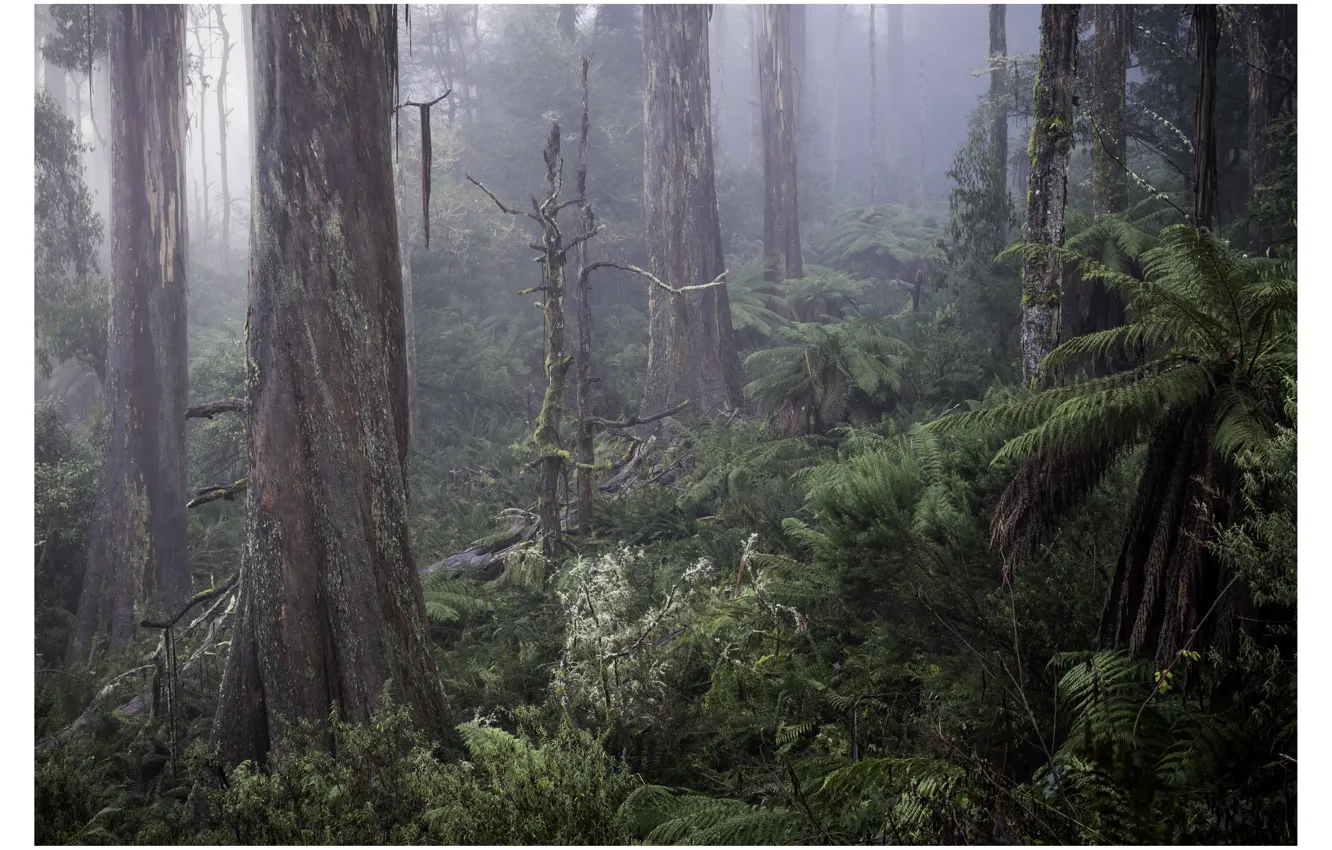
(35, 4, 1295, 845)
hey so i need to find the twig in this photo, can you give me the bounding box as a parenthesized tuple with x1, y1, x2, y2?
(583, 261, 727, 296)
(465, 174, 531, 219)
(393, 89, 451, 112)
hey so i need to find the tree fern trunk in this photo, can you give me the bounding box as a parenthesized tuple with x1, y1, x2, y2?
(1019, 4, 1078, 384)
(207, 4, 447, 771)
(68, 4, 190, 665)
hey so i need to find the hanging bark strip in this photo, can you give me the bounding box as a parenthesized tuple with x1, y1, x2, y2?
(394, 90, 451, 248)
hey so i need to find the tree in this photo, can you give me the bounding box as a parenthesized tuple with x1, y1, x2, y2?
(213, 5, 234, 265)
(759, 4, 803, 283)
(933, 224, 1295, 668)
(66, 5, 189, 665)
(39, 6, 68, 115)
(1019, 4, 1078, 384)
(207, 5, 448, 771)
(868, 5, 878, 205)
(639, 4, 745, 420)
(1246, 5, 1295, 249)
(989, 4, 1008, 231)
(1192, 5, 1219, 230)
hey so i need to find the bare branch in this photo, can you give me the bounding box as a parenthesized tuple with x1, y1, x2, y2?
(559, 223, 605, 260)
(140, 574, 239, 630)
(186, 397, 247, 419)
(582, 261, 727, 296)
(465, 173, 531, 219)
(187, 479, 248, 508)
(393, 88, 452, 112)
(587, 400, 690, 429)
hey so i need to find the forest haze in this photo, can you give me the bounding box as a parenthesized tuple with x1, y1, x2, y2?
(34, 3, 1296, 845)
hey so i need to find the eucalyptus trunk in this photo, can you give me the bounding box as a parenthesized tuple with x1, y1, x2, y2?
(1090, 4, 1127, 215)
(989, 4, 1008, 229)
(1020, 4, 1078, 384)
(68, 4, 190, 666)
(640, 4, 745, 421)
(760, 4, 803, 283)
(1247, 5, 1293, 247)
(208, 4, 447, 771)
(1192, 5, 1219, 231)
(214, 4, 233, 265)
(868, 4, 877, 205)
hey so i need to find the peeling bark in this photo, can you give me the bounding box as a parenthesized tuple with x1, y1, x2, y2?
(68, 4, 190, 666)
(1020, 4, 1078, 384)
(760, 4, 803, 283)
(208, 5, 448, 773)
(640, 4, 745, 423)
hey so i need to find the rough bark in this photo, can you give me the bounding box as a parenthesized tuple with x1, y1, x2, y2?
(759, 4, 803, 283)
(1020, 4, 1078, 385)
(1192, 5, 1219, 231)
(639, 5, 745, 422)
(1247, 4, 1293, 247)
(1090, 4, 1127, 215)
(868, 4, 878, 205)
(68, 5, 190, 666)
(214, 5, 233, 265)
(989, 4, 1008, 230)
(573, 57, 597, 531)
(207, 5, 448, 773)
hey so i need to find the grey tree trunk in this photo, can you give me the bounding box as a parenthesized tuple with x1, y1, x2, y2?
(207, 4, 448, 772)
(760, 4, 803, 282)
(394, 149, 419, 451)
(639, 4, 745, 421)
(1192, 5, 1219, 231)
(868, 4, 877, 205)
(214, 5, 233, 265)
(1091, 4, 1128, 216)
(887, 4, 903, 177)
(192, 18, 210, 248)
(831, 4, 845, 195)
(1020, 4, 1078, 384)
(573, 58, 596, 531)
(68, 4, 190, 665)
(1247, 5, 1293, 246)
(989, 4, 1008, 231)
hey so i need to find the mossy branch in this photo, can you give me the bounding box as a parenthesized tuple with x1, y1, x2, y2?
(186, 397, 247, 419)
(187, 478, 248, 508)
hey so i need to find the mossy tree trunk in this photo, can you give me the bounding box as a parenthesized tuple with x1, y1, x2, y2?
(68, 4, 190, 666)
(1191, 4, 1219, 231)
(1020, 3, 1078, 385)
(989, 4, 1008, 233)
(760, 4, 803, 283)
(639, 5, 745, 421)
(207, 5, 447, 771)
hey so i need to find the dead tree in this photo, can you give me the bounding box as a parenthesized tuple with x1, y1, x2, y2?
(573, 57, 597, 531)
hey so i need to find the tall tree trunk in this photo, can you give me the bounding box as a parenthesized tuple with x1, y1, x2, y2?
(831, 4, 845, 195)
(534, 125, 571, 556)
(1247, 5, 1293, 248)
(868, 4, 877, 205)
(989, 4, 1008, 233)
(887, 4, 903, 182)
(207, 4, 448, 772)
(214, 5, 233, 266)
(193, 20, 210, 250)
(916, 59, 926, 206)
(1091, 4, 1128, 215)
(40, 8, 69, 116)
(68, 4, 190, 665)
(573, 57, 596, 531)
(241, 4, 254, 146)
(394, 144, 419, 451)
(1020, 4, 1078, 385)
(1192, 4, 1219, 231)
(760, 4, 803, 282)
(789, 4, 806, 163)
(558, 4, 578, 40)
(749, 5, 762, 171)
(712, 3, 726, 159)
(640, 4, 745, 421)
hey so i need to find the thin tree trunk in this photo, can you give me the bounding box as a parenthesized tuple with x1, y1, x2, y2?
(917, 59, 926, 206)
(394, 143, 419, 451)
(831, 4, 844, 195)
(1020, 4, 1078, 384)
(214, 5, 233, 266)
(749, 5, 762, 171)
(869, 4, 877, 205)
(241, 4, 254, 144)
(534, 125, 570, 556)
(989, 4, 1008, 234)
(760, 4, 803, 282)
(193, 19, 210, 250)
(1247, 5, 1293, 248)
(573, 57, 596, 531)
(640, 4, 745, 421)
(1091, 4, 1128, 216)
(207, 4, 448, 772)
(1192, 5, 1219, 230)
(68, 4, 190, 665)
(887, 4, 903, 181)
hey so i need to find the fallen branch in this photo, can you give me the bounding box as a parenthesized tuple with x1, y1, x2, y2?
(583, 261, 727, 296)
(187, 479, 248, 508)
(186, 398, 247, 419)
(141, 574, 239, 631)
(587, 400, 690, 430)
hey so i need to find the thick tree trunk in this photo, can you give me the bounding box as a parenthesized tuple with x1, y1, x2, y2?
(215, 5, 233, 266)
(868, 4, 877, 205)
(887, 4, 903, 179)
(1247, 5, 1293, 247)
(1020, 4, 1078, 384)
(989, 4, 1008, 232)
(760, 4, 803, 283)
(639, 5, 745, 422)
(241, 4, 254, 141)
(1192, 5, 1219, 231)
(712, 3, 726, 159)
(1090, 4, 1127, 215)
(68, 5, 190, 665)
(749, 5, 762, 171)
(207, 5, 448, 772)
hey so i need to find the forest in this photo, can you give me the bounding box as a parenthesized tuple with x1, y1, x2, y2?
(33, 3, 1297, 845)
